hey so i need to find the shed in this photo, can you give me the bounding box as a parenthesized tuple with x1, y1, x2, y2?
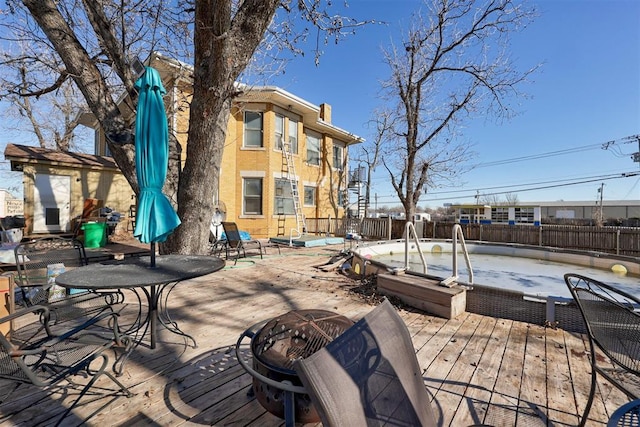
(4, 143, 135, 235)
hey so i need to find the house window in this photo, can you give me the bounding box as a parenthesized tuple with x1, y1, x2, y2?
(289, 119, 298, 154)
(333, 144, 344, 170)
(244, 111, 263, 147)
(243, 177, 262, 215)
(304, 186, 316, 206)
(274, 178, 296, 215)
(338, 189, 347, 208)
(306, 131, 321, 166)
(275, 114, 284, 150)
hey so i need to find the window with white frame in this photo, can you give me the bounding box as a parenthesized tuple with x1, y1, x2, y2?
(333, 144, 344, 170)
(243, 177, 262, 215)
(244, 111, 263, 147)
(306, 131, 321, 166)
(275, 114, 284, 150)
(304, 186, 316, 206)
(274, 178, 296, 215)
(491, 207, 509, 223)
(289, 119, 298, 154)
(338, 189, 347, 208)
(515, 207, 534, 222)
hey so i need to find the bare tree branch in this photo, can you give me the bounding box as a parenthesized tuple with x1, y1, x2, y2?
(374, 0, 538, 221)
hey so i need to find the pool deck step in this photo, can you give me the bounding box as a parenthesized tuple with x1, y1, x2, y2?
(378, 272, 467, 319)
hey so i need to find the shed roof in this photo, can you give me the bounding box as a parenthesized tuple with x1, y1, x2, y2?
(4, 143, 119, 171)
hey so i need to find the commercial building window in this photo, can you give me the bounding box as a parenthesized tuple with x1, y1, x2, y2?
(304, 186, 316, 206)
(515, 207, 534, 222)
(244, 111, 263, 147)
(333, 144, 344, 170)
(274, 178, 296, 215)
(289, 119, 298, 154)
(491, 207, 509, 223)
(243, 177, 262, 215)
(306, 131, 321, 166)
(275, 114, 284, 150)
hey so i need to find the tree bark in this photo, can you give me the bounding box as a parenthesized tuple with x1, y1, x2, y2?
(164, 0, 279, 254)
(21, 0, 137, 191)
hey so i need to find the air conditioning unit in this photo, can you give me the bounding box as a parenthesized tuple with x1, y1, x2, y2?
(130, 57, 146, 80)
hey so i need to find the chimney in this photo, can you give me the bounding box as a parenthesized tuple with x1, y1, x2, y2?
(320, 103, 332, 123)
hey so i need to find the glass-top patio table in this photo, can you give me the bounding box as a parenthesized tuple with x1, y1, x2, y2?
(55, 255, 225, 354)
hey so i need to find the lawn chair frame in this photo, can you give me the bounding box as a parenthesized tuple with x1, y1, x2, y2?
(564, 273, 640, 426)
(0, 305, 132, 425)
(14, 237, 125, 324)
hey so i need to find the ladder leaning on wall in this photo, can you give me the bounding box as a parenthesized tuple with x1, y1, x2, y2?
(281, 141, 306, 243)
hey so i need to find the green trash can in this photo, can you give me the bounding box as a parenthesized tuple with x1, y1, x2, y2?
(81, 222, 107, 248)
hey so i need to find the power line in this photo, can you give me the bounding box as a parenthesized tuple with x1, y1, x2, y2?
(370, 171, 640, 203)
(474, 134, 639, 167)
(425, 171, 638, 195)
(421, 172, 640, 202)
(474, 144, 601, 168)
(366, 134, 640, 203)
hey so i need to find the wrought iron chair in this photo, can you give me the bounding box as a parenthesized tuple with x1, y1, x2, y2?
(564, 273, 640, 427)
(294, 299, 437, 427)
(14, 237, 125, 324)
(0, 304, 132, 425)
(608, 399, 640, 426)
(220, 222, 264, 265)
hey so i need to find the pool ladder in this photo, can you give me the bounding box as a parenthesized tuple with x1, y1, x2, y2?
(404, 222, 474, 286)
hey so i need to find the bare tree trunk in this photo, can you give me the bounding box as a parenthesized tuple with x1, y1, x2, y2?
(21, 0, 138, 191)
(163, 0, 279, 254)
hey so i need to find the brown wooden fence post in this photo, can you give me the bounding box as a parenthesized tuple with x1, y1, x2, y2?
(539, 226, 543, 246)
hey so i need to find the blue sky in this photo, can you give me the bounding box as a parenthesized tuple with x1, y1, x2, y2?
(270, 0, 640, 208)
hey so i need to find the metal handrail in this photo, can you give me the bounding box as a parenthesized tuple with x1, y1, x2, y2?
(451, 224, 474, 285)
(403, 222, 474, 285)
(404, 222, 428, 274)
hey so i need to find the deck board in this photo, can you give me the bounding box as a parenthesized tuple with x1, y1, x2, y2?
(546, 326, 579, 425)
(448, 315, 498, 426)
(519, 324, 548, 425)
(484, 318, 524, 426)
(0, 244, 631, 426)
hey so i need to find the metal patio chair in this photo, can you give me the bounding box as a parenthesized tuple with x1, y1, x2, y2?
(608, 399, 640, 426)
(0, 305, 132, 426)
(564, 273, 640, 427)
(220, 222, 264, 265)
(14, 237, 125, 324)
(294, 299, 437, 427)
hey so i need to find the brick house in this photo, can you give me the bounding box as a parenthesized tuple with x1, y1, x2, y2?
(6, 53, 363, 238)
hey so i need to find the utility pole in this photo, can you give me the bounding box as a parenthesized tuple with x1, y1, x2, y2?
(375, 193, 378, 216)
(597, 183, 604, 224)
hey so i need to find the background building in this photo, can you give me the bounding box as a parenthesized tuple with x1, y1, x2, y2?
(5, 53, 362, 237)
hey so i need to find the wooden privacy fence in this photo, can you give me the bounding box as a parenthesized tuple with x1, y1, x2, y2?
(305, 218, 640, 257)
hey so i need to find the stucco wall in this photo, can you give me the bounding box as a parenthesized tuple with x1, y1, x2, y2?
(22, 163, 134, 234)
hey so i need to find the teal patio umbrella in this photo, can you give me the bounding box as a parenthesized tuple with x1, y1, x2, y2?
(133, 66, 181, 267)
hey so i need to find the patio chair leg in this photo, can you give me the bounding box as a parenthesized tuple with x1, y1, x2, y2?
(578, 345, 598, 427)
(56, 353, 132, 427)
(283, 388, 296, 427)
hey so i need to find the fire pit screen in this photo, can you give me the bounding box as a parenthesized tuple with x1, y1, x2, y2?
(236, 309, 354, 425)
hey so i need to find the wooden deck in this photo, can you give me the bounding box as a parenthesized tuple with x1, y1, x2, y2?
(0, 244, 631, 426)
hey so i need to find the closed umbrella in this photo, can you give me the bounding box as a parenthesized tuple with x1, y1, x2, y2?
(133, 66, 181, 267)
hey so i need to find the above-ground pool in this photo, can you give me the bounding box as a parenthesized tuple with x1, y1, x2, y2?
(352, 240, 640, 300)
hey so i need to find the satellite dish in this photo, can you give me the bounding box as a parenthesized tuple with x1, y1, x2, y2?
(210, 200, 227, 241)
